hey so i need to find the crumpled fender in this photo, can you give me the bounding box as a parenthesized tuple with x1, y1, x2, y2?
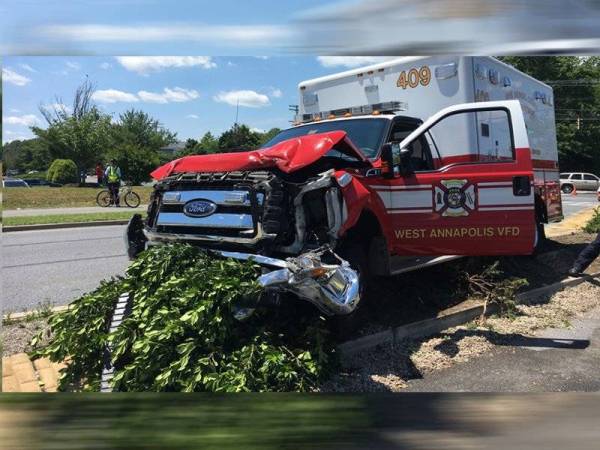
(335, 170, 371, 236)
(151, 131, 370, 180)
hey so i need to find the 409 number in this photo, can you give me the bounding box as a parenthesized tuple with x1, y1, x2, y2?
(396, 66, 431, 89)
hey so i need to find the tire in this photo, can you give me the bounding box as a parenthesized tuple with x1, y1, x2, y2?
(561, 184, 574, 194)
(124, 192, 141, 208)
(532, 220, 546, 255)
(96, 190, 112, 207)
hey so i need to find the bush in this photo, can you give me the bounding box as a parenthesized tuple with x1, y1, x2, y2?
(47, 159, 78, 184)
(583, 207, 600, 233)
(32, 244, 335, 392)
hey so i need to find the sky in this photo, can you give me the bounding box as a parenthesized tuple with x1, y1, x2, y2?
(2, 55, 394, 144)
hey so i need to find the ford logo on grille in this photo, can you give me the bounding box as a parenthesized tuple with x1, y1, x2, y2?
(183, 199, 217, 218)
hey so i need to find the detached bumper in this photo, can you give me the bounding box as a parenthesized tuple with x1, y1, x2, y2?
(219, 249, 361, 316)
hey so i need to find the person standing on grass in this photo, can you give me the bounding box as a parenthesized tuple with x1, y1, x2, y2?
(568, 232, 600, 276)
(95, 162, 104, 185)
(104, 159, 122, 207)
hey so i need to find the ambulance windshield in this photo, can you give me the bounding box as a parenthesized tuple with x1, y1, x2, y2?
(261, 118, 388, 158)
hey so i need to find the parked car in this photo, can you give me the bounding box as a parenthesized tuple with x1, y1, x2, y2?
(560, 172, 600, 193)
(597, 186, 600, 201)
(2, 178, 31, 188)
(24, 178, 62, 187)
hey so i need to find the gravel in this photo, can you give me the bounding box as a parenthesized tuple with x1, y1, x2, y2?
(1, 319, 52, 356)
(321, 282, 600, 392)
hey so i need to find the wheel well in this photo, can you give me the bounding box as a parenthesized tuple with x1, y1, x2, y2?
(342, 209, 383, 244)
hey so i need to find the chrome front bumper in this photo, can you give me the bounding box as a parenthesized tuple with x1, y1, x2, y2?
(217, 248, 361, 316)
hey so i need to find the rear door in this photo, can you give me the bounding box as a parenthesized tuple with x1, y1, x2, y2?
(385, 100, 536, 256)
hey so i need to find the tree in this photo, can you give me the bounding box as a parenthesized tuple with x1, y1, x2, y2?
(32, 80, 113, 178)
(500, 57, 600, 174)
(176, 132, 219, 157)
(258, 127, 282, 147)
(2, 138, 51, 172)
(218, 124, 261, 152)
(112, 109, 176, 149)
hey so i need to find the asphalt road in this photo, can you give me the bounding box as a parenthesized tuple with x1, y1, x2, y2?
(1, 225, 130, 313)
(406, 302, 600, 392)
(561, 191, 598, 217)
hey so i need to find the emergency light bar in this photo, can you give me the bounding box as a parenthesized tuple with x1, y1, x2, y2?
(296, 101, 407, 125)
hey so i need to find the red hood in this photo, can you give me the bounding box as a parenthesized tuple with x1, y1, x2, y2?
(151, 131, 371, 180)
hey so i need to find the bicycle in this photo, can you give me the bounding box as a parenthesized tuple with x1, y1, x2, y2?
(96, 182, 141, 208)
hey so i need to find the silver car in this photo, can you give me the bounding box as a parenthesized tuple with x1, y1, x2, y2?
(560, 172, 600, 193)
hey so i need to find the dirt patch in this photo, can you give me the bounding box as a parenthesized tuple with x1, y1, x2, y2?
(1, 319, 52, 356)
(349, 231, 599, 339)
(323, 282, 600, 392)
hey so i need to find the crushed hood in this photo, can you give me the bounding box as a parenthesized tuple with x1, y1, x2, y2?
(151, 131, 371, 180)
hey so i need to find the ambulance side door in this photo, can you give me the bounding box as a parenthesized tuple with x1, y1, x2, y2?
(385, 100, 536, 256)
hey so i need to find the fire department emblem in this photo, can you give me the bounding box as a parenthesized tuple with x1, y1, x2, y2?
(434, 179, 476, 217)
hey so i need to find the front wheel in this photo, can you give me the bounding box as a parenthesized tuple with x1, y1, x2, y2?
(533, 221, 546, 255)
(96, 190, 112, 207)
(124, 192, 141, 208)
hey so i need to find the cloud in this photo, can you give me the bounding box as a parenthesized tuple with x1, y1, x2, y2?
(5, 114, 39, 126)
(270, 88, 283, 98)
(116, 56, 216, 74)
(19, 63, 37, 73)
(66, 61, 81, 71)
(92, 89, 139, 103)
(91, 87, 199, 104)
(213, 90, 270, 108)
(40, 24, 291, 47)
(316, 56, 393, 68)
(186, 114, 200, 119)
(2, 68, 31, 86)
(250, 127, 266, 134)
(100, 62, 112, 70)
(44, 102, 72, 113)
(138, 87, 199, 104)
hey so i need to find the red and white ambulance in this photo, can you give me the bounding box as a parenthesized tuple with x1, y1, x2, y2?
(133, 56, 562, 317)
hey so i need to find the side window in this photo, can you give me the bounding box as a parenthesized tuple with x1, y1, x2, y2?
(584, 174, 598, 181)
(426, 108, 514, 166)
(571, 174, 583, 180)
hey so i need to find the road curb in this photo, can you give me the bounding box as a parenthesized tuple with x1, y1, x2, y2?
(337, 271, 600, 358)
(3, 305, 70, 323)
(2, 220, 130, 232)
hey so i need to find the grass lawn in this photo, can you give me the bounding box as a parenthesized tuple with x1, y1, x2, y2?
(4, 211, 144, 226)
(3, 186, 154, 209)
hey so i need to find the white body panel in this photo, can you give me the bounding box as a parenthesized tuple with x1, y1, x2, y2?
(298, 56, 557, 172)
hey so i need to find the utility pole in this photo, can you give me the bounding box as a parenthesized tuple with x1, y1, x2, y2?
(235, 98, 240, 127)
(289, 104, 299, 123)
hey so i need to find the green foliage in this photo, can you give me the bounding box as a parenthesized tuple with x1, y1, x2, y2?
(583, 207, 600, 233)
(106, 143, 160, 185)
(218, 124, 261, 151)
(2, 138, 51, 173)
(46, 159, 78, 184)
(33, 244, 335, 392)
(258, 127, 282, 147)
(112, 109, 176, 149)
(32, 109, 113, 173)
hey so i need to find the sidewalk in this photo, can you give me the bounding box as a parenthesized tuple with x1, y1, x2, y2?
(545, 206, 596, 238)
(3, 205, 147, 218)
